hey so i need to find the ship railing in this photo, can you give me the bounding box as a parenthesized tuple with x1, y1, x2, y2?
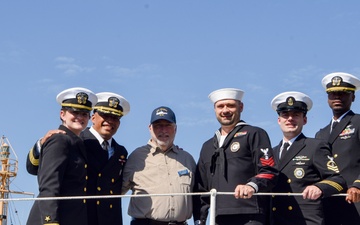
(0, 189, 349, 225)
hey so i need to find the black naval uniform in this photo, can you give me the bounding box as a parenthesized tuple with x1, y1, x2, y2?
(26, 127, 128, 225)
(271, 133, 347, 225)
(315, 110, 360, 224)
(27, 125, 88, 225)
(81, 128, 128, 225)
(193, 121, 278, 225)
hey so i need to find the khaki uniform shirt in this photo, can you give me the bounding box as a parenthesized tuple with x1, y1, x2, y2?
(122, 140, 196, 222)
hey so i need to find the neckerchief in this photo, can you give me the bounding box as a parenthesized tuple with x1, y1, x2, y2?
(210, 121, 247, 180)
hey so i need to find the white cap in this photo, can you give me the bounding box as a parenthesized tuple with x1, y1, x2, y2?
(271, 91, 313, 112)
(208, 88, 245, 104)
(56, 87, 97, 112)
(322, 72, 360, 92)
(94, 92, 130, 117)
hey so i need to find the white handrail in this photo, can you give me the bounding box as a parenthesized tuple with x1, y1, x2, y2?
(0, 191, 349, 225)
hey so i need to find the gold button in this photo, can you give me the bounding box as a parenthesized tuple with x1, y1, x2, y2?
(110, 204, 113, 209)
(97, 187, 101, 191)
(83, 199, 86, 204)
(334, 154, 338, 158)
(287, 179, 291, 183)
(84, 187, 87, 192)
(272, 207, 276, 211)
(110, 190, 113, 194)
(84, 164, 87, 168)
(98, 173, 102, 177)
(97, 201, 100, 205)
(112, 178, 115, 183)
(288, 206, 293, 210)
(85, 176, 88, 180)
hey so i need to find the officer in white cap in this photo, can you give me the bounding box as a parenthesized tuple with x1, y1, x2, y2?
(27, 91, 130, 225)
(193, 88, 278, 225)
(56, 87, 98, 113)
(270, 91, 346, 225)
(94, 92, 130, 117)
(316, 72, 360, 225)
(27, 87, 97, 225)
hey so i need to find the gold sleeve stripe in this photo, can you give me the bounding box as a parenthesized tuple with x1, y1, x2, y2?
(29, 148, 39, 166)
(319, 180, 344, 192)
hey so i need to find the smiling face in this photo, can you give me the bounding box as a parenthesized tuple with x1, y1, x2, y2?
(149, 119, 177, 151)
(327, 91, 355, 119)
(278, 110, 307, 140)
(91, 111, 121, 140)
(214, 99, 242, 133)
(60, 109, 90, 136)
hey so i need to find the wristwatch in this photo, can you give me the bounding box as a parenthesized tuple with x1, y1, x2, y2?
(194, 220, 204, 225)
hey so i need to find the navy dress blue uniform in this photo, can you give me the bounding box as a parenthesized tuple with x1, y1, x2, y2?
(315, 72, 360, 225)
(270, 91, 347, 225)
(194, 123, 278, 221)
(193, 88, 278, 225)
(27, 125, 88, 225)
(316, 111, 360, 224)
(81, 127, 127, 225)
(26, 87, 96, 225)
(272, 134, 346, 225)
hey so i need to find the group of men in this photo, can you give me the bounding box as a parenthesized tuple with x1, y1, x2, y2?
(27, 71, 360, 225)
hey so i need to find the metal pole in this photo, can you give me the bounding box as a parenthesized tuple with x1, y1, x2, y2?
(209, 189, 217, 225)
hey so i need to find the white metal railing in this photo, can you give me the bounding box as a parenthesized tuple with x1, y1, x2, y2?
(0, 190, 349, 225)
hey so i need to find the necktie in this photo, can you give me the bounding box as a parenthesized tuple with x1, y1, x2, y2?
(102, 140, 109, 151)
(331, 121, 339, 133)
(280, 142, 290, 159)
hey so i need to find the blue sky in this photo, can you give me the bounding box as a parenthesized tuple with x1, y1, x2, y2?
(2, 1, 360, 224)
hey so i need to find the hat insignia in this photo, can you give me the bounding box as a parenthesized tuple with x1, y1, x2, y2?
(108, 97, 119, 108)
(286, 97, 294, 106)
(156, 108, 168, 117)
(331, 76, 342, 86)
(76, 92, 89, 105)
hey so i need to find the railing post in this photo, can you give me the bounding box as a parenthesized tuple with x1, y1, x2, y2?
(209, 189, 217, 225)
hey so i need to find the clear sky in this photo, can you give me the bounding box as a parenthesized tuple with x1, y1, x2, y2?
(1, 1, 360, 224)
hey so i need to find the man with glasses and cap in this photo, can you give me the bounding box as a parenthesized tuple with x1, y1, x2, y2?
(122, 106, 196, 225)
(315, 72, 360, 225)
(270, 91, 346, 225)
(26, 92, 130, 225)
(192, 88, 279, 225)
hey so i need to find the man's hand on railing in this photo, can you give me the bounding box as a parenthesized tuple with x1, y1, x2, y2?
(302, 185, 322, 200)
(234, 184, 255, 199)
(346, 187, 360, 204)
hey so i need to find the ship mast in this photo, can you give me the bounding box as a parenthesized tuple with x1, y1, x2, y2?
(0, 136, 18, 225)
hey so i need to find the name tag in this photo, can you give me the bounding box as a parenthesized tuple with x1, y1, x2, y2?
(178, 169, 189, 176)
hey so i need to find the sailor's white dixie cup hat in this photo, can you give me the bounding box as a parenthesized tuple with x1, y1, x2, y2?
(56, 87, 97, 112)
(208, 88, 245, 104)
(271, 91, 313, 114)
(94, 92, 130, 117)
(322, 72, 360, 93)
